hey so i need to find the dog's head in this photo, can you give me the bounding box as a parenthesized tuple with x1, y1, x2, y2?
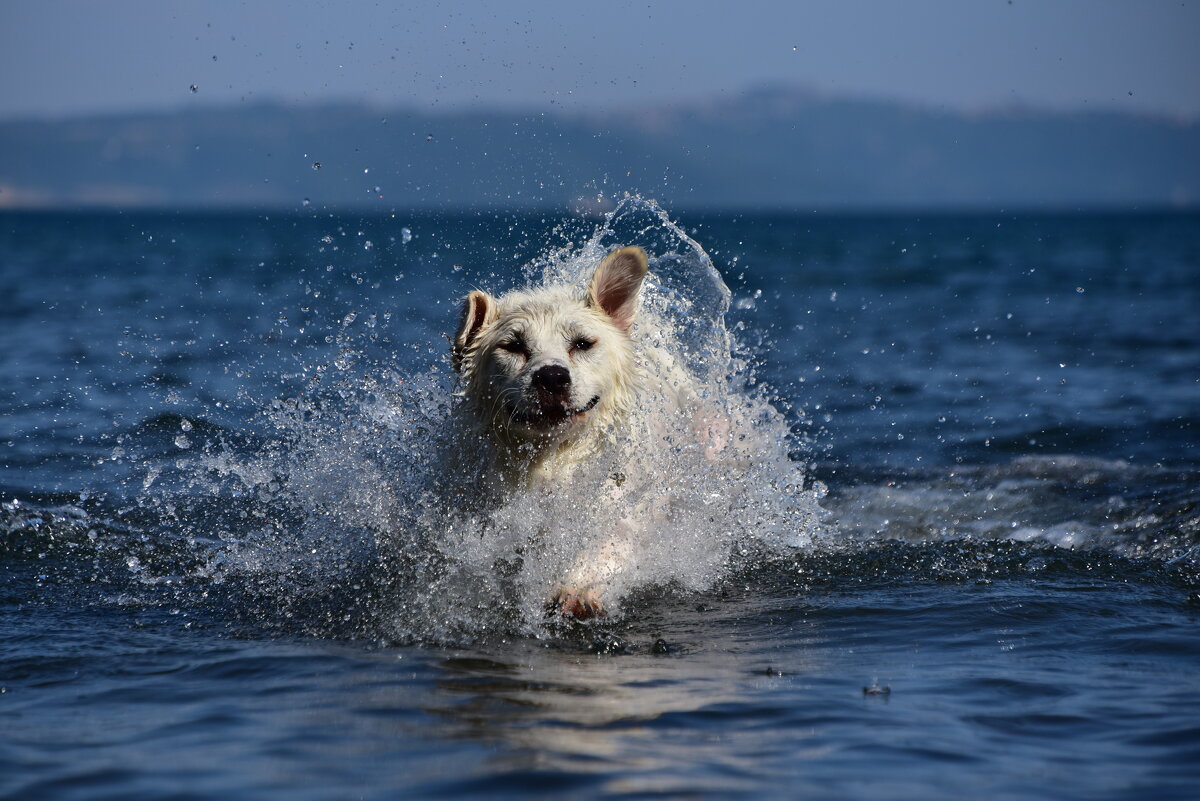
(453, 246, 648, 445)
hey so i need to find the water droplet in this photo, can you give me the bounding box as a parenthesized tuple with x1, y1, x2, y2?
(189, 84, 198, 93)
(302, 197, 311, 207)
(312, 161, 322, 170)
(363, 240, 374, 250)
(425, 134, 434, 142)
(320, 235, 334, 244)
(174, 434, 192, 449)
(400, 227, 413, 244)
(180, 419, 193, 432)
(334, 348, 355, 371)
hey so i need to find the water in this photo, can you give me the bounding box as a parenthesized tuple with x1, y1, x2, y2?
(2, 200, 1199, 799)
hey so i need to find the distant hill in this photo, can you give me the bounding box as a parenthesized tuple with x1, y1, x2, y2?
(0, 86, 1196, 210)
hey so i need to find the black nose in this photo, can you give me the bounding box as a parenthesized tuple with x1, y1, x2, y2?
(532, 364, 571, 395)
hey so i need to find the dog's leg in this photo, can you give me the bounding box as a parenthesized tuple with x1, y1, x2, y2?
(693, 407, 731, 461)
(550, 519, 639, 620)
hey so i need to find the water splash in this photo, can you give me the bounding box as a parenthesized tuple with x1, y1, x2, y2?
(126, 196, 825, 643)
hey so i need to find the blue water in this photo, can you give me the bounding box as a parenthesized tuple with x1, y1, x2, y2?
(2, 203, 1199, 799)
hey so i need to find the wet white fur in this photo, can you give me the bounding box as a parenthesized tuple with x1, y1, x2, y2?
(452, 247, 660, 616)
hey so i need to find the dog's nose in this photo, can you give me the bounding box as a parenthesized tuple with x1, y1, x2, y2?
(532, 364, 571, 395)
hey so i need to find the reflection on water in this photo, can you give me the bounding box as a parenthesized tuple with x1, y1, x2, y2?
(418, 597, 831, 795)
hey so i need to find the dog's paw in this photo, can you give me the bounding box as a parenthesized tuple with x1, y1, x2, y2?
(549, 585, 606, 621)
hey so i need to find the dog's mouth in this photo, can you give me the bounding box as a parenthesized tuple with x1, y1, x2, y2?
(512, 394, 600, 429)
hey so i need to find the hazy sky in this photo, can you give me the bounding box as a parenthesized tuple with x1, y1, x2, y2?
(2, 0, 1198, 119)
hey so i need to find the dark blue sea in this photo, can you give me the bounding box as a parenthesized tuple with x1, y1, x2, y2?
(2, 199, 1199, 800)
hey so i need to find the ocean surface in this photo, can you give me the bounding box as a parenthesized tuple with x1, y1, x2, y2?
(2, 199, 1198, 800)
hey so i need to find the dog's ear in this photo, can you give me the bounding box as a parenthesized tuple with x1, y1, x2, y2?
(452, 290, 497, 371)
(588, 246, 648, 334)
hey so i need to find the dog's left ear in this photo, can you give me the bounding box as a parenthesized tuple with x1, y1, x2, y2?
(588, 246, 648, 334)
(453, 290, 497, 371)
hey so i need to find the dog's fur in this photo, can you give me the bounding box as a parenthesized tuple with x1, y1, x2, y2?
(452, 247, 653, 619)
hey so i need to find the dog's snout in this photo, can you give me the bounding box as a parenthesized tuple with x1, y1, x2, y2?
(532, 364, 571, 395)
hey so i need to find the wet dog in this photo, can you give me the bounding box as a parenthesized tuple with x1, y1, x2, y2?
(451, 247, 651, 619)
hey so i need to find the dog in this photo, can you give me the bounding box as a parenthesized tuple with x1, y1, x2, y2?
(452, 246, 683, 620)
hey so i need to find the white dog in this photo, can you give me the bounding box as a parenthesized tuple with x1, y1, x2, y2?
(453, 246, 725, 620)
(452, 246, 647, 488)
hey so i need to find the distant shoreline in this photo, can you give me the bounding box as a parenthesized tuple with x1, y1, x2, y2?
(2, 88, 1196, 211)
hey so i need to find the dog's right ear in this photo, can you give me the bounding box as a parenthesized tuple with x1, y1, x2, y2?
(452, 290, 497, 372)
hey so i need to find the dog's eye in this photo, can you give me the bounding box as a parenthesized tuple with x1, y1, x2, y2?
(497, 340, 528, 356)
(570, 337, 596, 353)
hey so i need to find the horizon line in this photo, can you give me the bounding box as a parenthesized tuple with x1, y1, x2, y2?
(3, 82, 1196, 126)
(1, 201, 1195, 217)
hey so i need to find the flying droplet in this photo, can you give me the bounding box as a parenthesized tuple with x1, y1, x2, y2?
(425, 134, 434, 142)
(189, 84, 198, 93)
(400, 227, 413, 244)
(312, 161, 322, 170)
(180, 419, 193, 432)
(174, 434, 192, 449)
(302, 197, 311, 207)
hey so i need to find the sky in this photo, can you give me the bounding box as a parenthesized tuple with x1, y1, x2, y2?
(1, 0, 1198, 120)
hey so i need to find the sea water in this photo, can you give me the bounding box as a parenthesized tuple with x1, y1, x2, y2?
(2, 199, 1198, 799)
